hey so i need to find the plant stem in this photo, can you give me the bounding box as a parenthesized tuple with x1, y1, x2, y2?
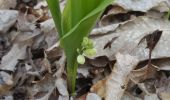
(67, 59, 78, 95)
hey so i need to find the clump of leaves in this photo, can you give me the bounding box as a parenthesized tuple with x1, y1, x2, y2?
(47, 0, 114, 95)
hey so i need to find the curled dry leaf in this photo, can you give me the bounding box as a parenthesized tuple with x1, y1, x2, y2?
(106, 53, 139, 100)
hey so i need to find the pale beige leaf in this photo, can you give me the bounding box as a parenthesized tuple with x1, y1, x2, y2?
(106, 53, 139, 100)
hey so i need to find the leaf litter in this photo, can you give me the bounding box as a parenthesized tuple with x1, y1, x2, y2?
(0, 0, 170, 100)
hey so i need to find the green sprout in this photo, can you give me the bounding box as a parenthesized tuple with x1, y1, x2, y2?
(47, 0, 114, 95)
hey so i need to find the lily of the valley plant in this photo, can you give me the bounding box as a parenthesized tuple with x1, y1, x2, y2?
(47, 0, 113, 94)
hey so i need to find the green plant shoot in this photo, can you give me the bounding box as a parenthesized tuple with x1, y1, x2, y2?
(47, 0, 114, 94)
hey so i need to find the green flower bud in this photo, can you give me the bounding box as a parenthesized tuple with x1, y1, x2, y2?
(86, 39, 94, 49)
(82, 37, 89, 47)
(82, 37, 94, 49)
(77, 55, 85, 64)
(83, 48, 96, 57)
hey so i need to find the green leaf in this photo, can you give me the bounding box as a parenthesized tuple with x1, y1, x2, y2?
(46, 0, 62, 36)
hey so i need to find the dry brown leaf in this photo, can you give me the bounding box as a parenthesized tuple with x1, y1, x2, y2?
(106, 53, 139, 100)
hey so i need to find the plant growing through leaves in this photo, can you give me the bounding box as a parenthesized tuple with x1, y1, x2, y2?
(47, 0, 114, 94)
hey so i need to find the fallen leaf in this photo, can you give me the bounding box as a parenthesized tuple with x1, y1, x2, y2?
(106, 53, 139, 100)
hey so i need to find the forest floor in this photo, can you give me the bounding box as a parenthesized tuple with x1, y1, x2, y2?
(0, 0, 170, 100)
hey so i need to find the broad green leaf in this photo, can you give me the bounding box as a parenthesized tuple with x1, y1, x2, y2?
(47, 0, 62, 36)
